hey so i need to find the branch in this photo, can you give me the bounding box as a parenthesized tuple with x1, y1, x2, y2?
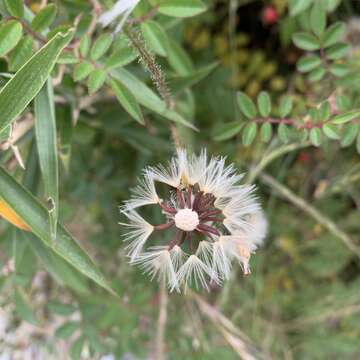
(246, 141, 311, 184)
(260, 172, 360, 257)
(153, 280, 168, 360)
(192, 292, 270, 360)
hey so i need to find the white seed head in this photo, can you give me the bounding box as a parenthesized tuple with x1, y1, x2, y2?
(120, 148, 266, 291)
(174, 208, 199, 231)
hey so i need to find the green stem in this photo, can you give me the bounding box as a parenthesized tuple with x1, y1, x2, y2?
(260, 172, 360, 257)
(245, 141, 311, 184)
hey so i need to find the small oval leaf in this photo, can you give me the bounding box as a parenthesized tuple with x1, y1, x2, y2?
(257, 91, 271, 117)
(158, 0, 207, 18)
(237, 92, 257, 119)
(242, 122, 257, 146)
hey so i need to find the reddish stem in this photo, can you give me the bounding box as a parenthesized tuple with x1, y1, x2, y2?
(199, 209, 222, 219)
(202, 217, 224, 223)
(154, 221, 174, 231)
(177, 189, 185, 209)
(197, 224, 220, 237)
(159, 202, 176, 214)
(192, 191, 203, 211)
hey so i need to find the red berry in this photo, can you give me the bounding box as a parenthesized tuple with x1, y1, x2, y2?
(261, 6, 278, 25)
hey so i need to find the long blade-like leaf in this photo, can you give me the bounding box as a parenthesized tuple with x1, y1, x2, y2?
(0, 166, 116, 295)
(34, 80, 59, 241)
(110, 68, 198, 130)
(0, 29, 74, 133)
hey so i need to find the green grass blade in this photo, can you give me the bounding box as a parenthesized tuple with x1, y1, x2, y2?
(0, 166, 116, 296)
(0, 29, 74, 133)
(34, 80, 59, 241)
(110, 68, 198, 130)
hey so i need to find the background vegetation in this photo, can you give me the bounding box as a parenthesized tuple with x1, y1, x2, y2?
(0, 0, 359, 359)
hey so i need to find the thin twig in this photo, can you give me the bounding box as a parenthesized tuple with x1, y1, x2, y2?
(260, 172, 360, 257)
(285, 303, 360, 330)
(246, 141, 311, 184)
(154, 279, 168, 360)
(192, 292, 271, 360)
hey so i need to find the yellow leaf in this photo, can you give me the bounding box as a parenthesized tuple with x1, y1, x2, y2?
(0, 198, 30, 231)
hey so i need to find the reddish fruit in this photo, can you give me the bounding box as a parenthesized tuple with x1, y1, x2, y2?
(261, 6, 278, 26)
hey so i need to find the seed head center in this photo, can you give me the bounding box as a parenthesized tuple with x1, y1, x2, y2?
(174, 208, 199, 231)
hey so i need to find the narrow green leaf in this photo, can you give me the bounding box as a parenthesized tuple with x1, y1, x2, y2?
(70, 336, 85, 360)
(257, 91, 271, 117)
(323, 22, 345, 48)
(310, 1, 326, 37)
(110, 68, 197, 130)
(323, 123, 340, 139)
(14, 288, 39, 326)
(288, 0, 312, 16)
(325, 43, 350, 60)
(31, 4, 57, 32)
(56, 322, 79, 339)
(341, 124, 359, 147)
(357, 133, 360, 155)
(0, 166, 116, 295)
(158, 0, 207, 18)
(0, 20, 23, 57)
(58, 106, 73, 173)
(279, 95, 293, 117)
(90, 33, 113, 61)
(25, 232, 89, 294)
(73, 62, 94, 81)
(87, 69, 107, 94)
(141, 20, 168, 57)
(331, 110, 360, 124)
(21, 146, 88, 294)
(0, 125, 11, 142)
(278, 123, 289, 143)
(168, 62, 217, 94)
(310, 127, 322, 146)
(0, 29, 74, 133)
(110, 78, 144, 125)
(292, 32, 320, 51)
(242, 122, 257, 146)
(79, 35, 90, 58)
(8, 36, 33, 72)
(48, 302, 76, 316)
(105, 47, 137, 69)
(34, 80, 59, 241)
(214, 121, 243, 141)
(4, 0, 24, 18)
(260, 122, 272, 142)
(166, 39, 194, 75)
(237, 92, 257, 119)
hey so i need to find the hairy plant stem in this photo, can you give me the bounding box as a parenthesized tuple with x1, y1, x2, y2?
(124, 25, 172, 108)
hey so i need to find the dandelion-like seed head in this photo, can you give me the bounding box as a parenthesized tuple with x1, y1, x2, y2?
(120, 149, 267, 291)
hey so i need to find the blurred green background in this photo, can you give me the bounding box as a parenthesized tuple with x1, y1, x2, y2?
(0, 0, 360, 359)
